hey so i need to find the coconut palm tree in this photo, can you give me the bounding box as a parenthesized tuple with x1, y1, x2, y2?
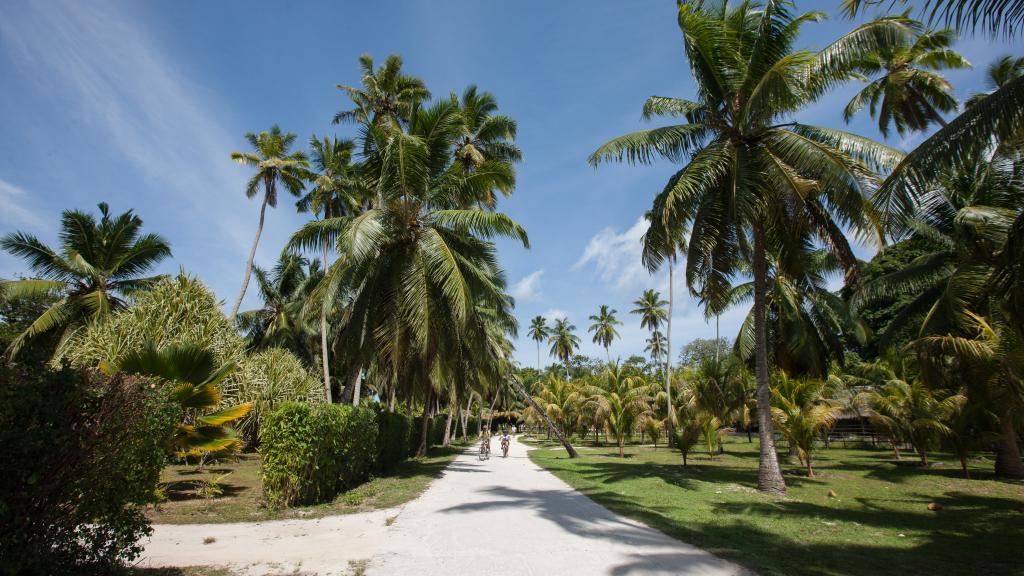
(840, 0, 1024, 38)
(333, 53, 430, 129)
(0, 202, 171, 358)
(548, 318, 580, 379)
(300, 96, 528, 455)
(528, 315, 550, 370)
(451, 85, 522, 210)
(296, 135, 362, 401)
(844, 25, 970, 137)
(236, 253, 320, 362)
(631, 289, 668, 333)
(583, 364, 651, 457)
(590, 1, 906, 493)
(966, 55, 1024, 107)
(588, 305, 622, 362)
(645, 330, 667, 370)
(771, 373, 842, 477)
(229, 125, 310, 320)
(534, 375, 581, 438)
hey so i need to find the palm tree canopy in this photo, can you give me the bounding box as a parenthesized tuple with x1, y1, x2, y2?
(631, 289, 668, 332)
(1, 202, 171, 357)
(548, 318, 581, 363)
(334, 53, 430, 128)
(230, 125, 311, 208)
(844, 25, 971, 137)
(528, 315, 550, 343)
(588, 304, 622, 349)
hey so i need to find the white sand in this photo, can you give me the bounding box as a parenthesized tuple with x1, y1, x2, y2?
(140, 437, 752, 575)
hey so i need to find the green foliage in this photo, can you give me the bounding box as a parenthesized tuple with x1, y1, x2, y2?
(0, 365, 178, 572)
(377, 410, 414, 471)
(260, 402, 378, 507)
(56, 274, 247, 378)
(232, 347, 324, 444)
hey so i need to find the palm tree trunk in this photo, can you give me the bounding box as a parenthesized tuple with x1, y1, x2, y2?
(350, 365, 362, 406)
(665, 259, 674, 447)
(994, 414, 1024, 477)
(388, 387, 396, 413)
(443, 403, 454, 447)
(417, 384, 434, 458)
(509, 375, 577, 458)
(319, 224, 332, 403)
(230, 195, 268, 320)
(537, 340, 541, 370)
(753, 224, 787, 494)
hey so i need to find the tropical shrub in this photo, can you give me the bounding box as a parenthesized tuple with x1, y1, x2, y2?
(232, 347, 324, 444)
(260, 402, 378, 507)
(377, 410, 414, 471)
(0, 365, 178, 573)
(261, 402, 344, 507)
(55, 274, 247, 378)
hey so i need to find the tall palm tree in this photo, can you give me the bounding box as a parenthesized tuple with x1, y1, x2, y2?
(844, 25, 970, 137)
(298, 96, 528, 455)
(528, 315, 550, 369)
(0, 203, 171, 358)
(333, 53, 430, 129)
(582, 363, 651, 457)
(296, 135, 361, 401)
(548, 318, 580, 379)
(229, 125, 310, 320)
(631, 289, 668, 333)
(588, 304, 622, 362)
(590, 1, 906, 493)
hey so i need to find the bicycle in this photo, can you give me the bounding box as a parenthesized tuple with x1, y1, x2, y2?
(479, 437, 491, 460)
(501, 438, 510, 458)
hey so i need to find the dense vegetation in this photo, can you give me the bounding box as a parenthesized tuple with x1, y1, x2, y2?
(0, 0, 1022, 572)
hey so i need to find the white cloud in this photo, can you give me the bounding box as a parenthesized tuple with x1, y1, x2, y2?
(574, 216, 653, 292)
(543, 308, 568, 321)
(0, 179, 44, 229)
(510, 269, 544, 302)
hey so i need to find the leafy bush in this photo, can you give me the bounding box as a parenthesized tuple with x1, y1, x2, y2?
(0, 365, 178, 573)
(377, 410, 413, 471)
(55, 274, 247, 382)
(260, 403, 378, 507)
(232, 348, 325, 444)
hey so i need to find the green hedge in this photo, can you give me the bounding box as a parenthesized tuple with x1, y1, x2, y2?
(260, 403, 378, 507)
(377, 411, 413, 471)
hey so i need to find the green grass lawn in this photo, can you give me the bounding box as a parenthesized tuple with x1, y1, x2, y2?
(530, 437, 1024, 576)
(148, 446, 462, 524)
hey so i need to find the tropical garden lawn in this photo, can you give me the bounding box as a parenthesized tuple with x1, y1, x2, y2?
(531, 438, 1024, 576)
(149, 447, 462, 524)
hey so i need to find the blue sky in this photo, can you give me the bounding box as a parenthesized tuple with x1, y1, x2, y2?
(0, 0, 1019, 368)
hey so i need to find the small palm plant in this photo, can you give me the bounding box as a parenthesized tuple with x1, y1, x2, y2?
(117, 342, 252, 461)
(582, 364, 651, 457)
(771, 373, 842, 477)
(642, 415, 663, 449)
(673, 402, 703, 468)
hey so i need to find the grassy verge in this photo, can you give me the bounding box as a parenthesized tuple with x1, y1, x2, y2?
(148, 445, 463, 524)
(530, 438, 1024, 576)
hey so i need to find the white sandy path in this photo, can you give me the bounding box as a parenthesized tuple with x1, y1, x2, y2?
(141, 437, 752, 576)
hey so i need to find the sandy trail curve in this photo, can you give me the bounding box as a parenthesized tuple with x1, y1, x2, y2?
(140, 437, 751, 575)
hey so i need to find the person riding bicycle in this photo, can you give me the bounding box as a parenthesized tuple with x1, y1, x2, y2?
(500, 430, 511, 456)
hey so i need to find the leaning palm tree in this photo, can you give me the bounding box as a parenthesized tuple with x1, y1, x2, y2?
(588, 304, 622, 362)
(548, 318, 581, 379)
(528, 315, 550, 370)
(844, 25, 970, 137)
(582, 364, 651, 457)
(229, 125, 310, 320)
(0, 203, 171, 358)
(333, 53, 430, 129)
(590, 1, 907, 493)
